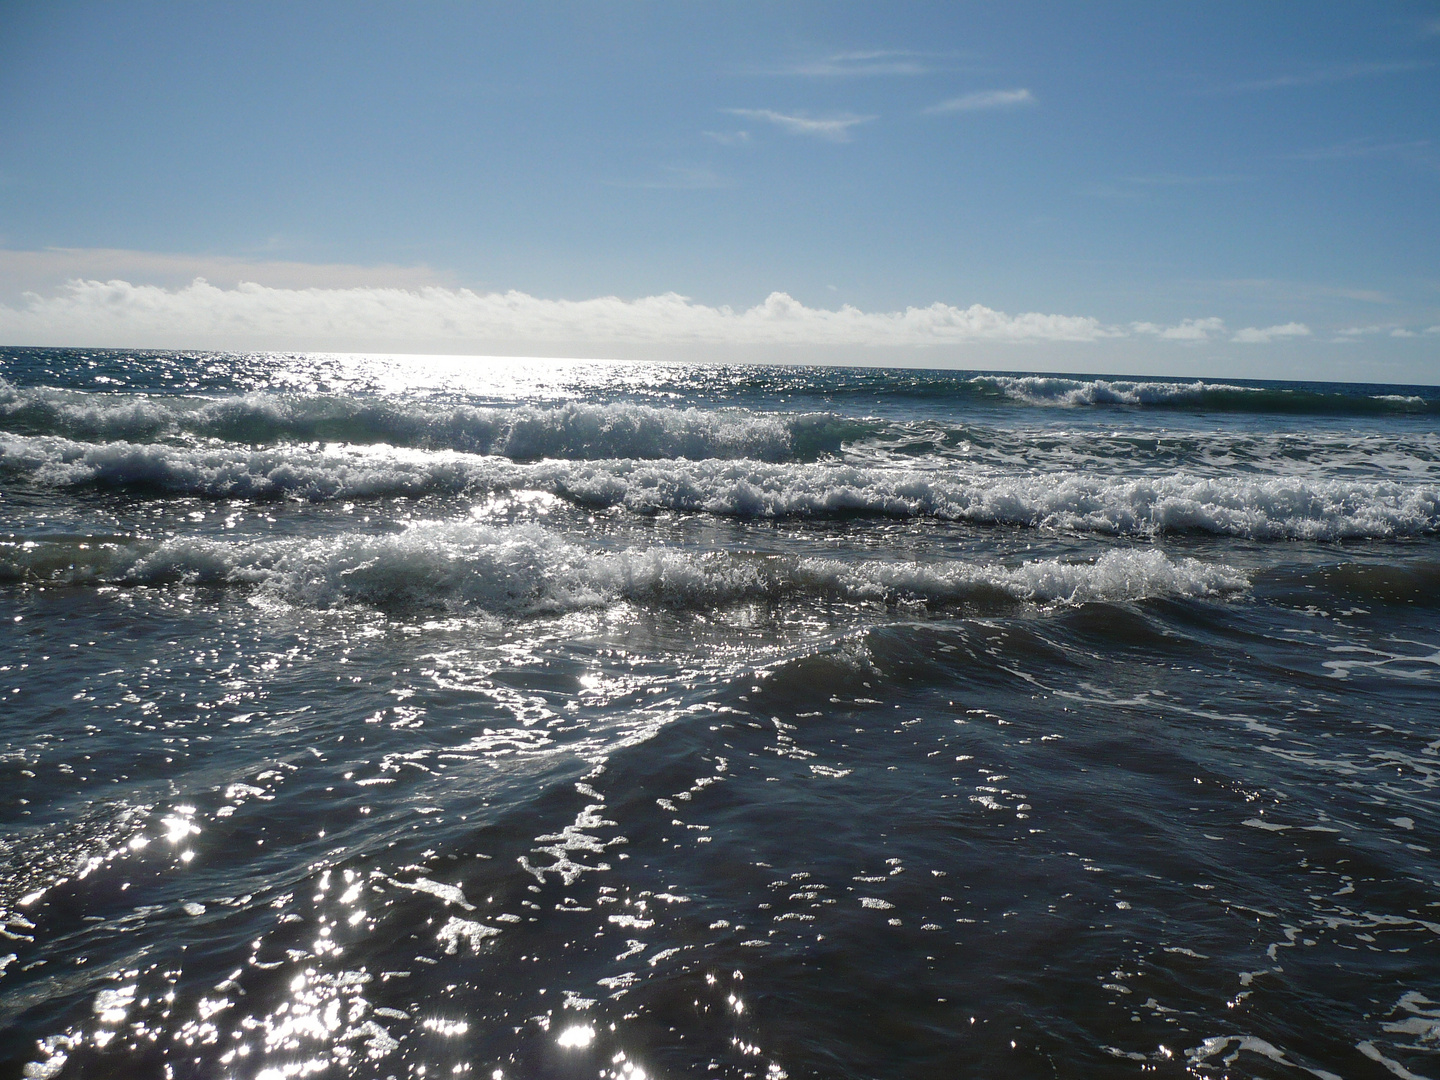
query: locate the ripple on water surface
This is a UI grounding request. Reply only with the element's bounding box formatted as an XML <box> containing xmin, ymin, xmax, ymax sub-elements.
<box><xmin>2</xmin><ymin>350</ymin><xmax>1439</xmax><ymax>1079</ymax></box>
<box><xmin>1</xmin><ymin>575</ymin><xmax>1438</xmax><ymax>1078</ymax></box>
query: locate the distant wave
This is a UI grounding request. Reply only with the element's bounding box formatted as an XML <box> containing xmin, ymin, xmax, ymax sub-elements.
<box><xmin>0</xmin><ymin>522</ymin><xmax>1247</xmax><ymax>613</ymax></box>
<box><xmin>969</xmin><ymin>376</ymin><xmax>1440</xmax><ymax>415</ymax></box>
<box><xmin>690</xmin><ymin>369</ymin><xmax>1440</xmax><ymax>415</ymax></box>
<box><xmin>0</xmin><ymin>380</ymin><xmax>864</xmax><ymax>462</ymax></box>
<box><xmin>4</xmin><ymin>435</ymin><xmax>1437</xmax><ymax>540</ymax></box>
<box><xmin>9</xmin><ymin>380</ymin><xmax>1440</xmax><ymax>479</ymax></box>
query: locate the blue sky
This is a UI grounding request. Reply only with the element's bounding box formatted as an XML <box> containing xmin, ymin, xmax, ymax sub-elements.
<box><xmin>0</xmin><ymin>1</ymin><xmax>1437</xmax><ymax>381</ymax></box>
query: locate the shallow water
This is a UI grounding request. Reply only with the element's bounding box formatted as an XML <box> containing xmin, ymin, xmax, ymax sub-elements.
<box><xmin>1</xmin><ymin>349</ymin><xmax>1438</xmax><ymax>1079</ymax></box>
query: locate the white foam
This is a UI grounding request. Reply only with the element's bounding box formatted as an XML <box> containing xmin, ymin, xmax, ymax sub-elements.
<box><xmin>435</xmin><ymin>917</ymin><xmax>501</xmax><ymax>955</ymax></box>
<box><xmin>0</xmin><ymin>521</ymin><xmax>1247</xmax><ymax>613</ymax></box>
<box><xmin>0</xmin><ymin>381</ymin><xmax>837</xmax><ymax>462</ymax></box>
<box><xmin>971</xmin><ymin>375</ymin><xmax>1437</xmax><ymax>416</ymax></box>
<box><xmin>546</xmin><ymin>461</ymin><xmax>1440</xmax><ymax>540</ymax></box>
<box><xmin>381</xmin><ymin>876</ymin><xmax>476</xmax><ymax>910</ymax></box>
<box><xmin>1188</xmin><ymin>1035</ymin><xmax>1342</xmax><ymax>1080</ymax></box>
<box><xmin>5</xmin><ymin>435</ymin><xmax>1433</xmax><ymax>541</ymax></box>
<box><xmin>972</xmin><ymin>375</ymin><xmax>1256</xmax><ymax>408</ymax></box>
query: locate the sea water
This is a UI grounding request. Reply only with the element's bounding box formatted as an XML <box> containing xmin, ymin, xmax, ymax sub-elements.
<box><xmin>0</xmin><ymin>348</ymin><xmax>1438</xmax><ymax>1079</ymax></box>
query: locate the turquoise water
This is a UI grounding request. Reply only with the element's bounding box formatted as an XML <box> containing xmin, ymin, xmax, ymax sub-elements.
<box><xmin>1</xmin><ymin>348</ymin><xmax>1438</xmax><ymax>1079</ymax></box>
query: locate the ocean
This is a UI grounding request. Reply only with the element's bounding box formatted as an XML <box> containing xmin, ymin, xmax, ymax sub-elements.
<box><xmin>1</xmin><ymin>347</ymin><xmax>1438</xmax><ymax>1080</ymax></box>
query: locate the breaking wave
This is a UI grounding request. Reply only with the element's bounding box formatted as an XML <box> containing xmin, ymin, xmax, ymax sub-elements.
<box><xmin>970</xmin><ymin>376</ymin><xmax>1440</xmax><ymax>414</ymax></box>
<box><xmin>3</xmin><ymin>435</ymin><xmax>1436</xmax><ymax>541</ymax></box>
<box><xmin>0</xmin><ymin>523</ymin><xmax>1247</xmax><ymax>613</ymax></box>
<box><xmin>0</xmin><ymin>380</ymin><xmax>861</xmax><ymax>462</ymax></box>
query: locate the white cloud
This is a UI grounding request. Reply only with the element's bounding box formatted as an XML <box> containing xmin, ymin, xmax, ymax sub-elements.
<box><xmin>703</xmin><ymin>130</ymin><xmax>751</xmax><ymax>146</ymax></box>
<box><xmin>1131</xmin><ymin>317</ymin><xmax>1226</xmax><ymax>341</ymax></box>
<box><xmin>1232</xmin><ymin>322</ymin><xmax>1312</xmax><ymax>344</ymax></box>
<box><xmin>723</xmin><ymin>109</ymin><xmax>873</xmax><ymax>142</ymax></box>
<box><xmin>0</xmin><ymin>278</ymin><xmax>1120</xmax><ymax>352</ymax></box>
<box><xmin>1428</xmin><ymin>325</ymin><xmax>1440</xmax><ymax>335</ymax></box>
<box><xmin>925</xmin><ymin>89</ymin><xmax>1034</xmax><ymax>114</ymax></box>
<box><xmin>0</xmin><ymin>260</ymin><xmax>1330</xmax><ymax>357</ymax></box>
<box><xmin>781</xmin><ymin>51</ymin><xmax>931</xmax><ymax>77</ymax></box>
<box><xmin>1223</xmin><ymin>61</ymin><xmax>1425</xmax><ymax>93</ymax></box>
<box><xmin>1333</xmin><ymin>324</ymin><xmax>1427</xmax><ymax>341</ymax></box>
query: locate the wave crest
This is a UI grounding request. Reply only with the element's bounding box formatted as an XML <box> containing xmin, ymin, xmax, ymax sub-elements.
<box><xmin>0</xmin><ymin>523</ymin><xmax>1247</xmax><ymax>613</ymax></box>
<box><xmin>972</xmin><ymin>375</ymin><xmax>1439</xmax><ymax>415</ymax></box>
<box><xmin>4</xmin><ymin>436</ymin><xmax>1435</xmax><ymax>541</ymax></box>
<box><xmin>0</xmin><ymin>381</ymin><xmax>856</xmax><ymax>462</ymax></box>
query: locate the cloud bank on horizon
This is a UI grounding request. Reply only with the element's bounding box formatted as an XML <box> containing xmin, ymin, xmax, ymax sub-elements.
<box><xmin>0</xmin><ymin>274</ymin><xmax>1326</xmax><ymax>355</ymax></box>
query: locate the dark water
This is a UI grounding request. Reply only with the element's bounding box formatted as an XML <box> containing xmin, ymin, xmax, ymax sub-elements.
<box><xmin>1</xmin><ymin>348</ymin><xmax>1438</xmax><ymax>1079</ymax></box>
